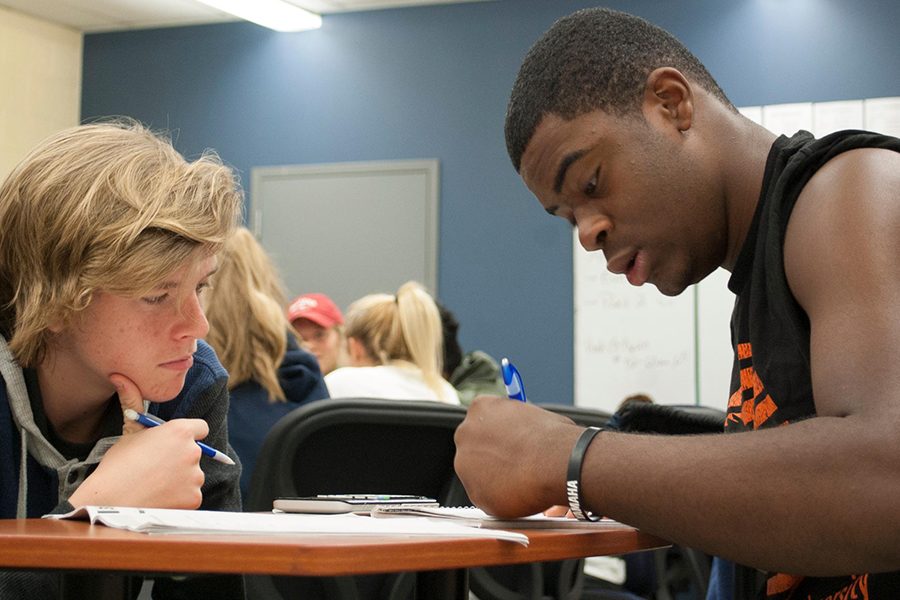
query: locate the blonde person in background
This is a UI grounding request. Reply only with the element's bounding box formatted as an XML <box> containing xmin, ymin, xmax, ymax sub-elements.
<box><xmin>325</xmin><ymin>281</ymin><xmax>460</xmax><ymax>405</ymax></box>
<box><xmin>204</xmin><ymin>227</ymin><xmax>329</xmax><ymax>501</ymax></box>
<box><xmin>287</xmin><ymin>292</ymin><xmax>346</xmax><ymax>375</ymax></box>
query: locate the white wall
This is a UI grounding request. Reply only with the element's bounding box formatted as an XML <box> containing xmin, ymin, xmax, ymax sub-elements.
<box><xmin>0</xmin><ymin>6</ymin><xmax>82</xmax><ymax>181</ymax></box>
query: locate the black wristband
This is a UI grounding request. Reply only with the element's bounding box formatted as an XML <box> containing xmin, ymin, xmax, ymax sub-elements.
<box><xmin>566</xmin><ymin>426</ymin><xmax>603</xmax><ymax>521</ymax></box>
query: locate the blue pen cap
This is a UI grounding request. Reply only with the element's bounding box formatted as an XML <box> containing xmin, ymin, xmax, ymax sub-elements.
<box><xmin>500</xmin><ymin>358</ymin><xmax>513</xmax><ymax>385</ymax></box>
<box><xmin>501</xmin><ymin>357</ymin><xmax>526</xmax><ymax>402</ymax></box>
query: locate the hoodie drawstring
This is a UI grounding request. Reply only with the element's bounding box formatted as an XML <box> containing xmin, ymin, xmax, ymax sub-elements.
<box><xmin>17</xmin><ymin>428</ymin><xmax>28</xmax><ymax>518</ymax></box>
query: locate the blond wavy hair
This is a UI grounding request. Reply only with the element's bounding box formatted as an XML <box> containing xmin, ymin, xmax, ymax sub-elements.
<box><xmin>0</xmin><ymin>119</ymin><xmax>242</xmax><ymax>367</ymax></box>
<box><xmin>344</xmin><ymin>281</ymin><xmax>448</xmax><ymax>401</ymax></box>
<box><xmin>204</xmin><ymin>227</ymin><xmax>291</xmax><ymax>401</ymax></box>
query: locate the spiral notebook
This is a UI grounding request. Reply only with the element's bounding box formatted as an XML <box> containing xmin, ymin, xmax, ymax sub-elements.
<box><xmin>369</xmin><ymin>505</ymin><xmax>620</xmax><ymax>529</ymax></box>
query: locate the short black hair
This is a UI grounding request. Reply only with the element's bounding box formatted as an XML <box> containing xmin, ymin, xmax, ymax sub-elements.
<box><xmin>505</xmin><ymin>7</ymin><xmax>735</xmax><ymax>171</ymax></box>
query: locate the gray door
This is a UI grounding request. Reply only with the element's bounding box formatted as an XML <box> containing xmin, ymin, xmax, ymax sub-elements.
<box><xmin>250</xmin><ymin>159</ymin><xmax>439</xmax><ymax>313</ymax></box>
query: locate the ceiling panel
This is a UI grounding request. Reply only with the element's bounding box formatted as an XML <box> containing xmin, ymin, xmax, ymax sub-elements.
<box><xmin>0</xmin><ymin>0</ymin><xmax>492</xmax><ymax>32</ymax></box>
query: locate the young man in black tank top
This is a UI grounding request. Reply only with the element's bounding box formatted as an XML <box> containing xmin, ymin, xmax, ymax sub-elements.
<box><xmin>453</xmin><ymin>7</ymin><xmax>900</xmax><ymax>600</ymax></box>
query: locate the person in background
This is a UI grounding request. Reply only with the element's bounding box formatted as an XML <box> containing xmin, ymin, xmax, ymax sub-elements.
<box><xmin>0</xmin><ymin>120</ymin><xmax>243</xmax><ymax>599</ymax></box>
<box><xmin>204</xmin><ymin>227</ymin><xmax>329</xmax><ymax>501</ymax></box>
<box><xmin>325</xmin><ymin>281</ymin><xmax>460</xmax><ymax>405</ymax></box>
<box><xmin>617</xmin><ymin>393</ymin><xmax>654</xmax><ymax>411</ymax></box>
<box><xmin>453</xmin><ymin>7</ymin><xmax>900</xmax><ymax>600</ymax></box>
<box><xmin>437</xmin><ymin>302</ymin><xmax>506</xmax><ymax>406</ymax></box>
<box><xmin>288</xmin><ymin>292</ymin><xmax>346</xmax><ymax>375</ymax></box>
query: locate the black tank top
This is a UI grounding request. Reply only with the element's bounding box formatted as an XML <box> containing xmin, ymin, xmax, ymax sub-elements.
<box><xmin>726</xmin><ymin>130</ymin><xmax>900</xmax><ymax>599</ymax></box>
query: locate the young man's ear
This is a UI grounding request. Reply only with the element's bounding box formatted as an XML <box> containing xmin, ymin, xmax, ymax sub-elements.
<box><xmin>642</xmin><ymin>67</ymin><xmax>694</xmax><ymax>134</ymax></box>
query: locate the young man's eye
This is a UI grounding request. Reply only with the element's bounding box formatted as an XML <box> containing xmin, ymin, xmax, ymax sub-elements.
<box><xmin>142</xmin><ymin>293</ymin><xmax>168</xmax><ymax>305</ymax></box>
<box><xmin>584</xmin><ymin>171</ymin><xmax>598</xmax><ymax>196</ymax></box>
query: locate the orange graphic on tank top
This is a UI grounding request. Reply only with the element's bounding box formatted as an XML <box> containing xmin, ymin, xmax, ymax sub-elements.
<box><xmin>727</xmin><ymin>342</ymin><xmax>778</xmax><ymax>430</ymax></box>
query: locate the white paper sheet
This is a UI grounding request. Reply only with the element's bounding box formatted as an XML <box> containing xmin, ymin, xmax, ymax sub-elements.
<box><xmin>44</xmin><ymin>505</ymin><xmax>529</xmax><ymax>545</ymax></box>
<box><xmin>370</xmin><ymin>505</ymin><xmax>621</xmax><ymax>530</ymax></box>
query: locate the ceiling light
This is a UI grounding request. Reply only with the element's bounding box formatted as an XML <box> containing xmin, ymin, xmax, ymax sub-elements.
<box><xmin>196</xmin><ymin>0</ymin><xmax>322</xmax><ymax>32</ymax></box>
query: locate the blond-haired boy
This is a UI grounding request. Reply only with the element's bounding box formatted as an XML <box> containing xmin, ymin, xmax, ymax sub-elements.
<box><xmin>0</xmin><ymin>120</ymin><xmax>243</xmax><ymax>597</ymax></box>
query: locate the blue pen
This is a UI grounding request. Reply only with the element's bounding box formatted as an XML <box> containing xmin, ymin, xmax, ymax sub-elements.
<box><xmin>123</xmin><ymin>408</ymin><xmax>235</xmax><ymax>465</ymax></box>
<box><xmin>500</xmin><ymin>357</ymin><xmax>527</xmax><ymax>402</ymax></box>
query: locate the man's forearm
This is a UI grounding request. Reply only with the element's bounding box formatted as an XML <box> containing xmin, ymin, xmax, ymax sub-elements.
<box><xmin>580</xmin><ymin>414</ymin><xmax>900</xmax><ymax>575</ymax></box>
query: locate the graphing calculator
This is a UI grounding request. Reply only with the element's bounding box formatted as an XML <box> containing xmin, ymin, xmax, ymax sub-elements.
<box><xmin>273</xmin><ymin>494</ymin><xmax>439</xmax><ymax>514</ymax></box>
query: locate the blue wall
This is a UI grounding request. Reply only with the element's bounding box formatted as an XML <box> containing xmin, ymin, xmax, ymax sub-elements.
<box><xmin>82</xmin><ymin>0</ymin><xmax>900</xmax><ymax>406</ymax></box>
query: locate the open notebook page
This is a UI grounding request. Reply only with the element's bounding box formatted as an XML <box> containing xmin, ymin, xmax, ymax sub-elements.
<box><xmin>44</xmin><ymin>505</ymin><xmax>529</xmax><ymax>545</ymax></box>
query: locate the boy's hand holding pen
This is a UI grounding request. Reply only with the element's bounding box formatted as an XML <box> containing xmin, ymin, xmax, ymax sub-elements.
<box><xmin>67</xmin><ymin>374</ymin><xmax>222</xmax><ymax>510</ymax></box>
<box><xmin>112</xmin><ymin>373</ymin><xmax>234</xmax><ymax>465</ymax></box>
<box><xmin>123</xmin><ymin>408</ymin><xmax>234</xmax><ymax>465</ymax></box>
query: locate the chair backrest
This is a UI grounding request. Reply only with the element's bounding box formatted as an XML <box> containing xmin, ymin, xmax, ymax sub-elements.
<box><xmin>246</xmin><ymin>397</ymin><xmax>468</xmax><ymax>512</ymax></box>
<box><xmin>245</xmin><ymin>398</ymin><xmax>468</xmax><ymax>600</ymax></box>
<box><xmin>538</xmin><ymin>403</ymin><xmax>613</xmax><ymax>428</ymax></box>
<box><xmin>609</xmin><ymin>402</ymin><xmax>726</xmax><ymax>435</ymax></box>
<box><xmin>605</xmin><ymin>401</ymin><xmax>723</xmax><ymax>600</ymax></box>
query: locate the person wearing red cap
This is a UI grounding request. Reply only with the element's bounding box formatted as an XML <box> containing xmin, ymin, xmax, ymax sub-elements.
<box><xmin>287</xmin><ymin>293</ymin><xmax>346</xmax><ymax>375</ymax></box>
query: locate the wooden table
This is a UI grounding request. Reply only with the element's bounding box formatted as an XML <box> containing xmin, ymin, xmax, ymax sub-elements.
<box><xmin>0</xmin><ymin>518</ymin><xmax>669</xmax><ymax>599</ymax></box>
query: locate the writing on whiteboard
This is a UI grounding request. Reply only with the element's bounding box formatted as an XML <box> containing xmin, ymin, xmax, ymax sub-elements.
<box><xmin>583</xmin><ymin>336</ymin><xmax>691</xmax><ymax>371</ymax></box>
<box><xmin>574</xmin><ymin>241</ymin><xmax>695</xmax><ymax>411</ymax></box>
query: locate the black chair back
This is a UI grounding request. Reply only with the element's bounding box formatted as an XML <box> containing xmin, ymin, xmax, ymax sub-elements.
<box><xmin>607</xmin><ymin>402</ymin><xmax>726</xmax><ymax>599</ymax></box>
<box><xmin>537</xmin><ymin>403</ymin><xmax>613</xmax><ymax>428</ymax></box>
<box><xmin>245</xmin><ymin>397</ymin><xmax>467</xmax><ymax>600</ymax></box>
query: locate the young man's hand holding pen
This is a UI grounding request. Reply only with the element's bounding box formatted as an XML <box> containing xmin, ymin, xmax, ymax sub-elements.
<box><xmin>501</xmin><ymin>358</ymin><xmax>574</xmax><ymax>519</ymax></box>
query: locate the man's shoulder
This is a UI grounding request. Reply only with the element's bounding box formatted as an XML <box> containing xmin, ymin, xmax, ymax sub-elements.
<box><xmin>785</xmin><ymin>132</ymin><xmax>900</xmax><ymax>240</ymax></box>
<box><xmin>451</xmin><ymin>351</ymin><xmax>506</xmax><ymax>401</ymax></box>
<box><xmin>783</xmin><ymin>133</ymin><xmax>900</xmax><ymax>337</ymax></box>
<box><xmin>794</xmin><ymin>141</ymin><xmax>900</xmax><ymax>227</ymax></box>
<box><xmin>456</xmin><ymin>351</ymin><xmax>501</xmax><ymax>377</ymax></box>
<box><xmin>810</xmin><ymin>142</ymin><xmax>900</xmax><ymax>178</ymax></box>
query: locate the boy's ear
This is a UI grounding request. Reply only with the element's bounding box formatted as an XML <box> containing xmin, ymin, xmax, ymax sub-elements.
<box><xmin>46</xmin><ymin>317</ymin><xmax>65</xmax><ymax>334</ymax></box>
<box><xmin>642</xmin><ymin>67</ymin><xmax>694</xmax><ymax>134</ymax></box>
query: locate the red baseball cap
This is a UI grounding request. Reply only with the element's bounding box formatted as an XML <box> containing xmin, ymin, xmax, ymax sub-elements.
<box><xmin>287</xmin><ymin>293</ymin><xmax>344</xmax><ymax>328</ymax></box>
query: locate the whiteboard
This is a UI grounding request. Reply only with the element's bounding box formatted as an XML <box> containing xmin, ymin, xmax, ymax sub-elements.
<box><xmin>696</xmin><ymin>268</ymin><xmax>735</xmax><ymax>408</ymax></box>
<box><xmin>574</xmin><ymin>241</ymin><xmax>696</xmax><ymax>412</ymax></box>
